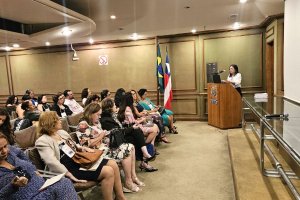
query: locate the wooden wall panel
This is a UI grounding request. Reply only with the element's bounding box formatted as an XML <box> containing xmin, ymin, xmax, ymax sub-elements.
<box><xmin>9</xmin><ymin>53</ymin><xmax>71</xmax><ymax>95</ymax></box>
<box><xmin>159</xmin><ymin>41</ymin><xmax>196</xmax><ymax>91</ymax></box>
<box><xmin>203</xmin><ymin>34</ymin><xmax>263</xmax><ymax>89</ymax></box>
<box><xmin>0</xmin><ymin>56</ymin><xmax>10</xmax><ymax>95</ymax></box>
<box><xmin>171</xmin><ymin>98</ymin><xmax>197</xmax><ymax>115</ymax></box>
<box><xmin>71</xmin><ymin>44</ymin><xmax>156</xmax><ymax>93</ymax></box>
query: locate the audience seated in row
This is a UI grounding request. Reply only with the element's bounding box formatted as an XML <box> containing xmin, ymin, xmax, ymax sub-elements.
<box><xmin>101</xmin><ymin>98</ymin><xmax>158</xmax><ymax>172</ymax></box>
<box><xmin>35</xmin><ymin>111</ymin><xmax>126</xmax><ymax>200</ymax></box>
<box><xmin>138</xmin><ymin>88</ymin><xmax>178</xmax><ymax>134</ymax></box>
<box><xmin>0</xmin><ymin>133</ymin><xmax>78</xmax><ymax>200</ymax></box>
<box><xmin>78</xmin><ymin>103</ymin><xmax>144</xmax><ymax>192</ymax></box>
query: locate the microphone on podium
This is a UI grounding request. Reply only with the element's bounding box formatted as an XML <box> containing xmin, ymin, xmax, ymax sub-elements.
<box><xmin>218</xmin><ymin>69</ymin><xmax>226</xmax><ymax>74</ymax></box>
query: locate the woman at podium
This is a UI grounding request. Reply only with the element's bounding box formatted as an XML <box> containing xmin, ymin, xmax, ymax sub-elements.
<box><xmin>226</xmin><ymin>64</ymin><xmax>242</xmax><ymax>96</ymax></box>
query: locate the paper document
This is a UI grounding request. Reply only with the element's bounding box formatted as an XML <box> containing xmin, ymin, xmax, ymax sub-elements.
<box><xmin>254</xmin><ymin>93</ymin><xmax>268</xmax><ymax>99</ymax></box>
<box><xmin>39</xmin><ymin>173</ymin><xmax>65</xmax><ymax>191</ymax></box>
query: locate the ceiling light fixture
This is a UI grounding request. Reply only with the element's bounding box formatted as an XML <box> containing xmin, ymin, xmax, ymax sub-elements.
<box><xmin>191</xmin><ymin>29</ymin><xmax>197</xmax><ymax>34</ymax></box>
<box><xmin>4</xmin><ymin>46</ymin><xmax>11</xmax><ymax>51</ymax></box>
<box><xmin>12</xmin><ymin>44</ymin><xmax>20</xmax><ymax>48</ymax></box>
<box><xmin>130</xmin><ymin>33</ymin><xmax>139</xmax><ymax>40</ymax></box>
<box><xmin>70</xmin><ymin>44</ymin><xmax>79</xmax><ymax>61</ymax></box>
<box><xmin>110</xmin><ymin>15</ymin><xmax>116</xmax><ymax>19</ymax></box>
<box><xmin>45</xmin><ymin>42</ymin><xmax>51</xmax><ymax>46</ymax></box>
<box><xmin>62</xmin><ymin>27</ymin><xmax>72</xmax><ymax>37</ymax></box>
<box><xmin>240</xmin><ymin>0</ymin><xmax>247</xmax><ymax>3</ymax></box>
<box><xmin>233</xmin><ymin>22</ymin><xmax>241</xmax><ymax>29</ymax></box>
<box><xmin>89</xmin><ymin>38</ymin><xmax>94</xmax><ymax>44</ymax></box>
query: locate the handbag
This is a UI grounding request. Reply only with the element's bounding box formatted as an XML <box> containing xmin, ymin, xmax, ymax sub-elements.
<box><xmin>158</xmin><ymin>107</ymin><xmax>166</xmax><ymax>115</ymax></box>
<box><xmin>65</xmin><ymin>139</ymin><xmax>103</xmax><ymax>169</ymax></box>
<box><xmin>72</xmin><ymin>150</ymin><xmax>103</xmax><ymax>169</ymax></box>
<box><xmin>109</xmin><ymin>128</ymin><xmax>126</xmax><ymax>149</ymax></box>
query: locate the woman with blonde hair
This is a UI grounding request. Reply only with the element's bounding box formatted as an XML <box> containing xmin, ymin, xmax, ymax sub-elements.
<box><xmin>35</xmin><ymin>111</ymin><xmax>126</xmax><ymax>200</ymax></box>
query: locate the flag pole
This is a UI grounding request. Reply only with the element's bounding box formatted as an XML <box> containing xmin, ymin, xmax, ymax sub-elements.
<box><xmin>155</xmin><ymin>36</ymin><xmax>160</xmax><ymax>105</ymax></box>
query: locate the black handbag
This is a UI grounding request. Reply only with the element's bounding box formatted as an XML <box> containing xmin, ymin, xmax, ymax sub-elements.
<box><xmin>158</xmin><ymin>107</ymin><xmax>166</xmax><ymax>115</ymax></box>
<box><xmin>109</xmin><ymin>128</ymin><xmax>126</xmax><ymax>149</ymax></box>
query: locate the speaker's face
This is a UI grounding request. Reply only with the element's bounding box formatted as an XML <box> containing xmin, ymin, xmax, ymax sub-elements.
<box><xmin>229</xmin><ymin>66</ymin><xmax>235</xmax><ymax>75</ymax></box>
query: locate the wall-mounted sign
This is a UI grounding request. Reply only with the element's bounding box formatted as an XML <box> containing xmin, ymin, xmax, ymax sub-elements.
<box><xmin>99</xmin><ymin>55</ymin><xmax>108</xmax><ymax>65</ymax></box>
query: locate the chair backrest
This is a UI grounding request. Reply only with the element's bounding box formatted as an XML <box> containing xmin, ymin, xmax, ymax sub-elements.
<box><xmin>67</xmin><ymin>112</ymin><xmax>83</xmax><ymax>132</ymax></box>
<box><xmin>27</xmin><ymin>147</ymin><xmax>45</xmax><ymax>170</ymax></box>
<box><xmin>67</xmin><ymin>112</ymin><xmax>83</xmax><ymax>126</ymax></box>
<box><xmin>14</xmin><ymin>125</ymin><xmax>38</xmax><ymax>148</ymax></box>
<box><xmin>69</xmin><ymin>132</ymin><xmax>80</xmax><ymax>143</ymax></box>
<box><xmin>60</xmin><ymin>117</ymin><xmax>70</xmax><ymax>133</ymax></box>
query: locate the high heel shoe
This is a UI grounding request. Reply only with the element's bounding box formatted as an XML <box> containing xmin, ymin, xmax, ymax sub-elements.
<box><xmin>139</xmin><ymin>162</ymin><xmax>158</xmax><ymax>172</ymax></box>
<box><xmin>170</xmin><ymin>127</ymin><xmax>178</xmax><ymax>134</ymax></box>
<box><xmin>123</xmin><ymin>182</ymin><xmax>140</xmax><ymax>192</ymax></box>
<box><xmin>160</xmin><ymin>136</ymin><xmax>171</xmax><ymax>143</ymax></box>
<box><xmin>143</xmin><ymin>155</ymin><xmax>156</xmax><ymax>162</ymax></box>
<box><xmin>132</xmin><ymin>177</ymin><xmax>146</xmax><ymax>187</ymax></box>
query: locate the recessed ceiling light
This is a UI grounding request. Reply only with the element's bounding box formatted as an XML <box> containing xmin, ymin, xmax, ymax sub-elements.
<box><xmin>130</xmin><ymin>33</ymin><xmax>139</xmax><ymax>40</ymax></box>
<box><xmin>110</xmin><ymin>15</ymin><xmax>116</xmax><ymax>19</ymax></box>
<box><xmin>45</xmin><ymin>42</ymin><xmax>51</xmax><ymax>46</ymax></box>
<box><xmin>4</xmin><ymin>46</ymin><xmax>11</xmax><ymax>51</ymax></box>
<box><xmin>191</xmin><ymin>29</ymin><xmax>197</xmax><ymax>34</ymax></box>
<box><xmin>240</xmin><ymin>0</ymin><xmax>247</xmax><ymax>3</ymax></box>
<box><xmin>62</xmin><ymin>27</ymin><xmax>72</xmax><ymax>36</ymax></box>
<box><xmin>233</xmin><ymin>22</ymin><xmax>241</xmax><ymax>29</ymax></box>
<box><xmin>89</xmin><ymin>38</ymin><xmax>94</xmax><ymax>44</ymax></box>
<box><xmin>12</xmin><ymin>44</ymin><xmax>20</xmax><ymax>48</ymax></box>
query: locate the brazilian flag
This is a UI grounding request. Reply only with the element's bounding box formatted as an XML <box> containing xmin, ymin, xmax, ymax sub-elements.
<box><xmin>157</xmin><ymin>44</ymin><xmax>164</xmax><ymax>93</ymax></box>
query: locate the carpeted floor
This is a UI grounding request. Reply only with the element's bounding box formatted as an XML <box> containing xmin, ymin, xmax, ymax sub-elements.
<box><xmin>85</xmin><ymin>121</ymin><xmax>236</xmax><ymax>200</ymax></box>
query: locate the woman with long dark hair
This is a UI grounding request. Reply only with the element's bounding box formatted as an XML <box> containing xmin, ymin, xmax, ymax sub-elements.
<box><xmin>101</xmin><ymin>98</ymin><xmax>158</xmax><ymax>172</ymax></box>
<box><xmin>226</xmin><ymin>64</ymin><xmax>242</xmax><ymax>96</ymax></box>
<box><xmin>81</xmin><ymin>88</ymin><xmax>91</xmax><ymax>105</ymax></box>
<box><xmin>37</xmin><ymin>94</ymin><xmax>51</xmax><ymax>112</ymax></box>
<box><xmin>0</xmin><ymin>108</ymin><xmax>14</xmax><ymax>145</ymax></box>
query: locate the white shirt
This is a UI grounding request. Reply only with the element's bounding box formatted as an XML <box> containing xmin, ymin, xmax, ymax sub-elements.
<box><xmin>82</xmin><ymin>98</ymin><xmax>87</xmax><ymax>106</ymax></box>
<box><xmin>64</xmin><ymin>98</ymin><xmax>84</xmax><ymax>114</ymax></box>
<box><xmin>227</xmin><ymin>73</ymin><xmax>242</xmax><ymax>88</ymax></box>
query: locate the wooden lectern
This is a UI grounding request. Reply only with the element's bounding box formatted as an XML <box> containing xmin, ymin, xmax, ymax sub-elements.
<box><xmin>207</xmin><ymin>83</ymin><xmax>242</xmax><ymax>129</ymax></box>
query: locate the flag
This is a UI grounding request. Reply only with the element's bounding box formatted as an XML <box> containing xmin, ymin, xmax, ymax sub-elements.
<box><xmin>157</xmin><ymin>44</ymin><xmax>164</xmax><ymax>93</ymax></box>
<box><xmin>164</xmin><ymin>47</ymin><xmax>173</xmax><ymax>109</ymax></box>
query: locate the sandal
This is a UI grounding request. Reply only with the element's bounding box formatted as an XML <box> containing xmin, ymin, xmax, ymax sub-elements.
<box><xmin>160</xmin><ymin>136</ymin><xmax>171</xmax><ymax>143</ymax></box>
<box><xmin>133</xmin><ymin>177</ymin><xmax>146</xmax><ymax>187</ymax></box>
<box><xmin>124</xmin><ymin>182</ymin><xmax>140</xmax><ymax>192</ymax></box>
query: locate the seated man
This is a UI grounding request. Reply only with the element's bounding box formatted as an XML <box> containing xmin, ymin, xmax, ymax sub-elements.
<box><xmin>63</xmin><ymin>90</ymin><xmax>84</xmax><ymax>114</ymax></box>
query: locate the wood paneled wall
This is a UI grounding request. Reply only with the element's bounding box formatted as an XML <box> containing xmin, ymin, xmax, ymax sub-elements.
<box><xmin>0</xmin><ymin>29</ymin><xmax>265</xmax><ymax>120</ymax></box>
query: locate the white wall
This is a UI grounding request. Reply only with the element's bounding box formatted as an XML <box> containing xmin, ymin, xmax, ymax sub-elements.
<box><xmin>284</xmin><ymin>0</ymin><xmax>300</xmax><ymax>102</ymax></box>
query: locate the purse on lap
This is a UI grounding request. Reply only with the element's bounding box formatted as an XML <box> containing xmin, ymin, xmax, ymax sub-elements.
<box><xmin>158</xmin><ymin>107</ymin><xmax>166</xmax><ymax>115</ymax></box>
<box><xmin>65</xmin><ymin>139</ymin><xmax>103</xmax><ymax>169</ymax></box>
<box><xmin>109</xmin><ymin>128</ymin><xmax>126</xmax><ymax>149</ymax></box>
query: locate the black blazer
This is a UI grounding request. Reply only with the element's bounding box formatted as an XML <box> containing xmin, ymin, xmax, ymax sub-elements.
<box><xmin>52</xmin><ymin>104</ymin><xmax>73</xmax><ymax>117</ymax></box>
<box><xmin>100</xmin><ymin>111</ymin><xmax>120</xmax><ymax>130</ymax></box>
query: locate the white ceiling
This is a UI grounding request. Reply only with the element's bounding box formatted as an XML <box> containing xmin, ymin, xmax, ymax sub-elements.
<box><xmin>0</xmin><ymin>0</ymin><xmax>284</xmax><ymax>50</ymax></box>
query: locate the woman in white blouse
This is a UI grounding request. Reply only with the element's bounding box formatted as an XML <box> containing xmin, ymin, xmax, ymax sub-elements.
<box><xmin>226</xmin><ymin>64</ymin><xmax>242</xmax><ymax>96</ymax></box>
